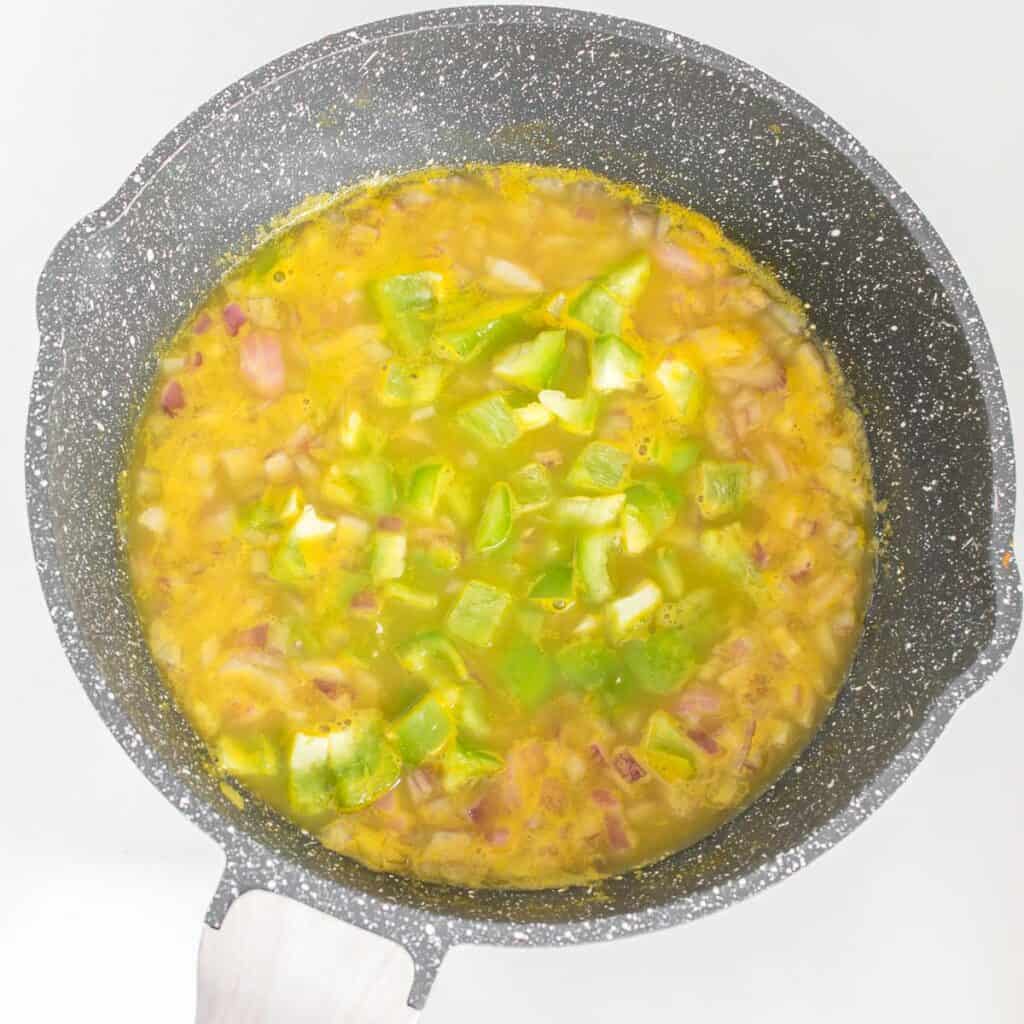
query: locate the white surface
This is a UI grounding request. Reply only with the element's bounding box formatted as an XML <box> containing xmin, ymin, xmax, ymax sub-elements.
<box><xmin>1</xmin><ymin>1</ymin><xmax>1021</xmax><ymax>1020</ymax></box>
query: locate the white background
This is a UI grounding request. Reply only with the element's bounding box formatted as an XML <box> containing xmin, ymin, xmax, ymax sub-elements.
<box><xmin>2</xmin><ymin>1</ymin><xmax>1022</xmax><ymax>1020</ymax></box>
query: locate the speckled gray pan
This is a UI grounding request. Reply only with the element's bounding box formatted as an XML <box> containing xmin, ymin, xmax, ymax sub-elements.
<box><xmin>26</xmin><ymin>4</ymin><xmax>1021</xmax><ymax>1009</ymax></box>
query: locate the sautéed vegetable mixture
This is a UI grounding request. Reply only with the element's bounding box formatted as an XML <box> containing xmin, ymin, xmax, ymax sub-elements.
<box><xmin>124</xmin><ymin>166</ymin><xmax>873</xmax><ymax>888</ymax></box>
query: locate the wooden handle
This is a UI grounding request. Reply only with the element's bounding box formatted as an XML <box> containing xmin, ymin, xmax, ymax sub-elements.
<box><xmin>196</xmin><ymin>889</ymin><xmax>421</xmax><ymax>1024</ymax></box>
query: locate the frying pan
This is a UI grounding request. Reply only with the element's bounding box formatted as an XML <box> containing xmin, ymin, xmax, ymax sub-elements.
<box><xmin>26</xmin><ymin>6</ymin><xmax>1022</xmax><ymax>1020</ymax></box>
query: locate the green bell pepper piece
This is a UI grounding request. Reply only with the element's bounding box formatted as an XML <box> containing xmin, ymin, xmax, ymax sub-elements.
<box><xmin>217</xmin><ymin>734</ymin><xmax>280</xmax><ymax>777</ymax></box>
<box><xmin>514</xmin><ymin>604</ymin><xmax>546</xmax><ymax>643</ymax></box>
<box><xmin>642</xmin><ymin>710</ymin><xmax>698</xmax><ymax>782</ymax></box>
<box><xmin>456</xmin><ymin>683</ymin><xmax>494</xmax><ymax>743</ymax></box>
<box><xmin>656</xmin><ymin>438</ymin><xmax>703</xmax><ymax>475</ymax></box>
<box><xmin>699</xmin><ymin>523</ymin><xmax>758</xmax><ymax>585</ymax></box>
<box><xmin>512</xmin><ymin>401</ymin><xmax>554</xmax><ymax>432</ymax></box>
<box><xmin>591</xmin><ymin>334</ymin><xmax>644</xmax><ymax>392</ymax></box>
<box><xmin>371</xmin><ymin>531</ymin><xmax>407</xmax><ymax>584</ymax></box>
<box><xmin>569</xmin><ymin>254</ymin><xmax>651</xmax><ymax>334</ymax></box>
<box><xmin>341</xmin><ymin>457</ymin><xmax>397</xmax><ymax>517</ymax></box>
<box><xmin>509</xmin><ymin>462</ymin><xmax>553</xmax><ymax>511</ymax></box>
<box><xmin>442</xmin><ymin>742</ymin><xmax>504</xmax><ymax>792</ymax></box>
<box><xmin>398</xmin><ymin>631</ymin><xmax>470</xmax><ymax>687</ymax></box>
<box><xmin>537</xmin><ymin>389</ymin><xmax>599</xmax><ymax>435</ymax></box>
<box><xmin>694</xmin><ymin>460</ymin><xmax>752</xmax><ymax>521</ymax></box>
<box><xmin>653</xmin><ymin>547</ymin><xmax>685</xmax><ymax>599</ymax></box>
<box><xmin>405</xmin><ymin>459</ymin><xmax>453</xmax><ymax>519</ymax></box>
<box><xmin>475</xmin><ymin>482</ymin><xmax>514</xmax><ymax>552</ymax></box>
<box><xmin>528</xmin><ymin>564</ymin><xmax>576</xmax><ymax>610</ymax></box>
<box><xmin>553</xmin><ymin>493</ymin><xmax>626</xmax><ymax>527</ymax></box>
<box><xmin>567</xmin><ymin>442</ymin><xmax>631</xmax><ymax>493</ymax></box>
<box><xmin>433</xmin><ymin>308</ymin><xmax>528</xmax><ymax>362</ymax></box>
<box><xmin>575</xmin><ymin>530</ymin><xmax>619</xmax><ymax>604</ymax></box>
<box><xmin>392</xmin><ymin>694</ymin><xmax>455</xmax><ymax>765</ymax></box>
<box><xmin>443</xmin><ymin>476</ymin><xmax>476</xmax><ymax>526</ymax></box>
<box><xmin>657</xmin><ymin>589</ymin><xmax>724</xmax><ymax>649</ymax></box>
<box><xmin>623</xmin><ymin>629</ymin><xmax>699</xmax><ymax>694</ymax></box>
<box><xmin>238</xmin><ymin>486</ymin><xmax>303</xmax><ymax>531</ymax></box>
<box><xmin>496</xmin><ymin>642</ymin><xmax>557</xmax><ymax>709</ymax></box>
<box><xmin>622</xmin><ymin>481</ymin><xmax>677</xmax><ymax>554</ymax></box>
<box><xmin>492</xmin><ymin>329</ymin><xmax>566</xmax><ymax>390</ymax></box>
<box><xmin>379</xmin><ymin>360</ymin><xmax>448</xmax><ymax>407</ymax></box>
<box><xmin>288</xmin><ymin>732</ymin><xmax>333</xmax><ymax>816</ymax></box>
<box><xmin>456</xmin><ymin>395</ymin><xmax>521</xmax><ymax>448</ymax></box>
<box><xmin>368</xmin><ymin>272</ymin><xmax>438</xmax><ymax>357</ymax></box>
<box><xmin>446</xmin><ymin>581</ymin><xmax>512</xmax><ymax>647</ymax></box>
<box><xmin>269</xmin><ymin>541</ymin><xmax>309</xmax><ymax>584</ymax></box>
<box><xmin>328</xmin><ymin>713</ymin><xmax>403</xmax><ymax>810</ymax></box>
<box><xmin>382</xmin><ymin>582</ymin><xmax>439</xmax><ymax>610</ymax></box>
<box><xmin>655</xmin><ymin>359</ymin><xmax>704</xmax><ymax>424</ymax></box>
<box><xmin>556</xmin><ymin>640</ymin><xmax>618</xmax><ymax>691</ymax></box>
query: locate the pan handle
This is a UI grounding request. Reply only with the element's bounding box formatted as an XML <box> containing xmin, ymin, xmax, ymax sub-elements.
<box><xmin>196</xmin><ymin>889</ymin><xmax>422</xmax><ymax>1023</ymax></box>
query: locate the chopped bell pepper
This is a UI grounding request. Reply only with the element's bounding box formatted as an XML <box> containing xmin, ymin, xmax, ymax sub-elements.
<box><xmin>509</xmin><ymin>462</ymin><xmax>553</xmax><ymax>511</ymax></box>
<box><xmin>217</xmin><ymin>734</ymin><xmax>280</xmax><ymax>778</ymax></box>
<box><xmin>538</xmin><ymin>389</ymin><xmax>599</xmax><ymax>435</ymax></box>
<box><xmin>405</xmin><ymin>459</ymin><xmax>453</xmax><ymax>519</ymax></box>
<box><xmin>656</xmin><ymin>438</ymin><xmax>703</xmax><ymax>475</ymax></box>
<box><xmin>338</xmin><ymin>457</ymin><xmax>398</xmax><ymax>516</ymax></box>
<box><xmin>569</xmin><ymin>254</ymin><xmax>651</xmax><ymax>335</ymax></box>
<box><xmin>397</xmin><ymin>631</ymin><xmax>470</xmax><ymax>687</ymax></box>
<box><xmin>554</xmin><ymin>493</ymin><xmax>626</xmax><ymax>527</ymax></box>
<box><xmin>368</xmin><ymin>272</ymin><xmax>438</xmax><ymax>357</ymax></box>
<box><xmin>433</xmin><ymin>307</ymin><xmax>528</xmax><ymax>363</ymax></box>
<box><xmin>492</xmin><ymin>329</ymin><xmax>566</xmax><ymax>391</ymax></box>
<box><xmin>621</xmin><ymin>482</ymin><xmax>676</xmax><ymax>554</ymax></box>
<box><xmin>656</xmin><ymin>589</ymin><xmax>725</xmax><ymax>650</ymax></box>
<box><xmin>556</xmin><ymin>640</ymin><xmax>618</xmax><ymax>691</ymax></box>
<box><xmin>623</xmin><ymin>629</ymin><xmax>698</xmax><ymax>693</ymax></box>
<box><xmin>653</xmin><ymin>547</ymin><xmax>685</xmax><ymax>599</ymax></box>
<box><xmin>575</xmin><ymin>530</ymin><xmax>620</xmax><ymax>604</ymax></box>
<box><xmin>268</xmin><ymin>505</ymin><xmax>336</xmax><ymax>584</ymax></box>
<box><xmin>591</xmin><ymin>334</ymin><xmax>644</xmax><ymax>392</ymax></box>
<box><xmin>442</xmin><ymin>476</ymin><xmax>476</xmax><ymax>526</ymax></box>
<box><xmin>607</xmin><ymin>580</ymin><xmax>663</xmax><ymax>640</ymax></box>
<box><xmin>269</xmin><ymin>541</ymin><xmax>308</xmax><ymax>583</ymax></box>
<box><xmin>378</xmin><ymin>360</ymin><xmax>448</xmax><ymax>407</ymax></box>
<box><xmin>288</xmin><ymin>732</ymin><xmax>333</xmax><ymax>816</ymax></box>
<box><xmin>655</xmin><ymin>359</ymin><xmax>704</xmax><ymax>424</ymax></box>
<box><xmin>475</xmin><ymin>482</ymin><xmax>513</xmax><ymax>552</ymax></box>
<box><xmin>514</xmin><ymin>604</ymin><xmax>546</xmax><ymax>642</ymax></box>
<box><xmin>642</xmin><ymin>710</ymin><xmax>697</xmax><ymax>782</ymax></box>
<box><xmin>446</xmin><ymin>581</ymin><xmax>512</xmax><ymax>647</ymax></box>
<box><xmin>382</xmin><ymin>582</ymin><xmax>439</xmax><ymax>610</ymax></box>
<box><xmin>512</xmin><ymin>401</ymin><xmax>554</xmax><ymax>432</ymax></box>
<box><xmin>392</xmin><ymin>693</ymin><xmax>455</xmax><ymax>765</ymax></box>
<box><xmin>694</xmin><ymin>460</ymin><xmax>752</xmax><ymax>521</ymax></box>
<box><xmin>328</xmin><ymin>712</ymin><xmax>403</xmax><ymax>810</ymax></box>
<box><xmin>456</xmin><ymin>395</ymin><xmax>521</xmax><ymax>448</ymax></box>
<box><xmin>700</xmin><ymin>523</ymin><xmax>758</xmax><ymax>585</ymax></box>
<box><xmin>456</xmin><ymin>683</ymin><xmax>494</xmax><ymax>742</ymax></box>
<box><xmin>528</xmin><ymin>564</ymin><xmax>576</xmax><ymax>610</ymax></box>
<box><xmin>371</xmin><ymin>530</ymin><xmax>407</xmax><ymax>584</ymax></box>
<box><xmin>567</xmin><ymin>442</ymin><xmax>631</xmax><ymax>493</ymax></box>
<box><xmin>497</xmin><ymin>641</ymin><xmax>557</xmax><ymax>709</ymax></box>
<box><xmin>238</xmin><ymin>485</ymin><xmax>303</xmax><ymax>531</ymax></box>
<box><xmin>442</xmin><ymin>742</ymin><xmax>504</xmax><ymax>791</ymax></box>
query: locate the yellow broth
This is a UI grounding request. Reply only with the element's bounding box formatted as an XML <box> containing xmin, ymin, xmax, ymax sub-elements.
<box><xmin>123</xmin><ymin>165</ymin><xmax>873</xmax><ymax>888</ymax></box>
